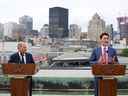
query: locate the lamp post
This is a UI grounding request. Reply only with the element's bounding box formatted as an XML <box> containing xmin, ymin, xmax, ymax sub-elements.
<box><xmin>110</xmin><ymin>24</ymin><xmax>114</xmax><ymax>47</ymax></box>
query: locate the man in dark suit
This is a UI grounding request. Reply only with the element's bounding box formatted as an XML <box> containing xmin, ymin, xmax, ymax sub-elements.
<box><xmin>89</xmin><ymin>32</ymin><xmax>118</xmax><ymax>96</ymax></box>
<box><xmin>8</xmin><ymin>41</ymin><xmax>35</xmax><ymax>96</ymax></box>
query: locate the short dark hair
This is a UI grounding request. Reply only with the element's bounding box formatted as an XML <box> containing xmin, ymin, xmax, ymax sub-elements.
<box><xmin>100</xmin><ymin>32</ymin><xmax>109</xmax><ymax>39</ymax></box>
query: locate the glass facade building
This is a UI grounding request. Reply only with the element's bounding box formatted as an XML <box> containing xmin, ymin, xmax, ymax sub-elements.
<box><xmin>49</xmin><ymin>7</ymin><xmax>69</xmax><ymax>38</ymax></box>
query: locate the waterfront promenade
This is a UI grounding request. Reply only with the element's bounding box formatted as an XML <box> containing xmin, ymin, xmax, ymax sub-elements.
<box><xmin>0</xmin><ymin>42</ymin><xmax>128</xmax><ymax>96</ymax></box>
<box><xmin>0</xmin><ymin>94</ymin><xmax>127</xmax><ymax>96</ymax></box>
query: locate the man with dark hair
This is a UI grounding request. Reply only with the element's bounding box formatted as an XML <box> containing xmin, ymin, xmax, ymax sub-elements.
<box><xmin>8</xmin><ymin>41</ymin><xmax>35</xmax><ymax>96</ymax></box>
<box><xmin>89</xmin><ymin>32</ymin><xmax>118</xmax><ymax>96</ymax></box>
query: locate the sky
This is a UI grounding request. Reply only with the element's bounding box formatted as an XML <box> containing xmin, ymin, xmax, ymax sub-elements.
<box><xmin>0</xmin><ymin>0</ymin><xmax>128</xmax><ymax>32</ymax></box>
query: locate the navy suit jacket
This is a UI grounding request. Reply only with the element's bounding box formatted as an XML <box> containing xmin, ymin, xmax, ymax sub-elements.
<box><xmin>89</xmin><ymin>46</ymin><xmax>118</xmax><ymax>64</ymax></box>
<box><xmin>8</xmin><ymin>52</ymin><xmax>35</xmax><ymax>64</ymax></box>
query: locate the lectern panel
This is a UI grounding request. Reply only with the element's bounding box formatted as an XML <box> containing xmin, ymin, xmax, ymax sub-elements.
<box><xmin>11</xmin><ymin>78</ymin><xmax>29</xmax><ymax>96</ymax></box>
<box><xmin>2</xmin><ymin>64</ymin><xmax>36</xmax><ymax>75</ymax></box>
<box><xmin>2</xmin><ymin>64</ymin><xmax>37</xmax><ymax>96</ymax></box>
<box><xmin>92</xmin><ymin>64</ymin><xmax>125</xmax><ymax>76</ymax></box>
<box><xmin>99</xmin><ymin>79</ymin><xmax>117</xmax><ymax>96</ymax></box>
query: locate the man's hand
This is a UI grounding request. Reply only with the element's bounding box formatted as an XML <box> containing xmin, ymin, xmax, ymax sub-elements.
<box><xmin>35</xmin><ymin>64</ymin><xmax>40</xmax><ymax>72</ymax></box>
<box><xmin>98</xmin><ymin>56</ymin><xmax>104</xmax><ymax>64</ymax></box>
<box><xmin>112</xmin><ymin>56</ymin><xmax>118</xmax><ymax>64</ymax></box>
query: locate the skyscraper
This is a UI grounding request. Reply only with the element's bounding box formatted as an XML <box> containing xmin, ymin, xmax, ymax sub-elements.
<box><xmin>0</xmin><ymin>23</ymin><xmax>4</xmax><ymax>40</ymax></box>
<box><xmin>19</xmin><ymin>15</ymin><xmax>33</xmax><ymax>35</ymax></box>
<box><xmin>69</xmin><ymin>24</ymin><xmax>81</xmax><ymax>39</ymax></box>
<box><xmin>87</xmin><ymin>13</ymin><xmax>106</xmax><ymax>42</ymax></box>
<box><xmin>49</xmin><ymin>7</ymin><xmax>68</xmax><ymax>39</ymax></box>
<box><xmin>40</xmin><ymin>24</ymin><xmax>49</xmax><ymax>37</ymax></box>
<box><xmin>117</xmin><ymin>17</ymin><xmax>128</xmax><ymax>39</ymax></box>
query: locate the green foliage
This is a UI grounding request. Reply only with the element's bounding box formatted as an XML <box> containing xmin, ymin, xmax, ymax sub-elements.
<box><xmin>121</xmin><ymin>48</ymin><xmax>128</xmax><ymax>57</ymax></box>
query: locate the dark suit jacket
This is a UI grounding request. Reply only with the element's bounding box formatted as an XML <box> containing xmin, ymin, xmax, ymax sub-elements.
<box><xmin>8</xmin><ymin>52</ymin><xmax>35</xmax><ymax>96</ymax></box>
<box><xmin>89</xmin><ymin>46</ymin><xmax>118</xmax><ymax>64</ymax></box>
<box><xmin>8</xmin><ymin>52</ymin><xmax>35</xmax><ymax>64</ymax></box>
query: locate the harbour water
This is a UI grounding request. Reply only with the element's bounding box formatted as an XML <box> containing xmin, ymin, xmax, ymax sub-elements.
<box><xmin>0</xmin><ymin>92</ymin><xmax>127</xmax><ymax>96</ymax></box>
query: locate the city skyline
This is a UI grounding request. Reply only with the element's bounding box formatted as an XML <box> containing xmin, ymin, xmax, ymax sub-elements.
<box><xmin>0</xmin><ymin>0</ymin><xmax>128</xmax><ymax>31</ymax></box>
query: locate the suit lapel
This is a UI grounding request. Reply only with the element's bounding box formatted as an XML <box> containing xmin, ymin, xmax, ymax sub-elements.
<box><xmin>108</xmin><ymin>47</ymin><xmax>111</xmax><ymax>57</ymax></box>
<box><xmin>97</xmin><ymin>47</ymin><xmax>102</xmax><ymax>59</ymax></box>
<box><xmin>16</xmin><ymin>52</ymin><xmax>21</xmax><ymax>63</ymax></box>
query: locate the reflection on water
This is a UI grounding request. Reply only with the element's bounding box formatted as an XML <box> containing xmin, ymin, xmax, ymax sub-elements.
<box><xmin>33</xmin><ymin>91</ymin><xmax>93</xmax><ymax>95</ymax></box>
<box><xmin>33</xmin><ymin>90</ymin><xmax>128</xmax><ymax>95</ymax></box>
<box><xmin>0</xmin><ymin>90</ymin><xmax>128</xmax><ymax>95</ymax></box>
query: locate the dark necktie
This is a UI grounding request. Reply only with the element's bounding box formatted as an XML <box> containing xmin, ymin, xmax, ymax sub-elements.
<box><xmin>21</xmin><ymin>54</ymin><xmax>25</xmax><ymax>64</ymax></box>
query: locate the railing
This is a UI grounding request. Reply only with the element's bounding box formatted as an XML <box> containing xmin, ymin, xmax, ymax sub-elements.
<box><xmin>0</xmin><ymin>67</ymin><xmax>128</xmax><ymax>95</ymax></box>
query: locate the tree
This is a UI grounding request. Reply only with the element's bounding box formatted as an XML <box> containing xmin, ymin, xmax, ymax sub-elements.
<box><xmin>121</xmin><ymin>48</ymin><xmax>128</xmax><ymax>57</ymax></box>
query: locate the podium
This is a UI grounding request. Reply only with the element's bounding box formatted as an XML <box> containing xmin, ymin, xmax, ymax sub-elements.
<box><xmin>2</xmin><ymin>64</ymin><xmax>38</xmax><ymax>96</ymax></box>
<box><xmin>92</xmin><ymin>64</ymin><xmax>126</xmax><ymax>96</ymax></box>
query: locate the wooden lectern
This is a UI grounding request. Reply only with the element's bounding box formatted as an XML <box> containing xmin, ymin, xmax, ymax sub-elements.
<box><xmin>2</xmin><ymin>64</ymin><xmax>38</xmax><ymax>96</ymax></box>
<box><xmin>92</xmin><ymin>64</ymin><xmax>126</xmax><ymax>96</ymax></box>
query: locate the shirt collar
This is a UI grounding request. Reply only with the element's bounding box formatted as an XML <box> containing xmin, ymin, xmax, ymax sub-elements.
<box><xmin>101</xmin><ymin>46</ymin><xmax>108</xmax><ymax>50</ymax></box>
<box><xmin>18</xmin><ymin>52</ymin><xmax>26</xmax><ymax>56</ymax></box>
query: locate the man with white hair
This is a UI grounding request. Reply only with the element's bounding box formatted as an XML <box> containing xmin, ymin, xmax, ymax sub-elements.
<box><xmin>8</xmin><ymin>41</ymin><xmax>35</xmax><ymax>96</ymax></box>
